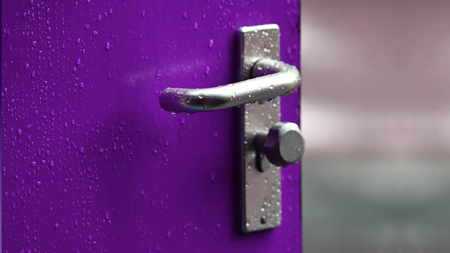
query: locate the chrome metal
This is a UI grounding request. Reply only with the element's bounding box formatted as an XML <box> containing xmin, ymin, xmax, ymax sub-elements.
<box><xmin>255</xmin><ymin>122</ymin><xmax>305</xmax><ymax>168</ymax></box>
<box><xmin>239</xmin><ymin>24</ymin><xmax>288</xmax><ymax>233</ymax></box>
<box><xmin>159</xmin><ymin>24</ymin><xmax>302</xmax><ymax>233</ymax></box>
<box><xmin>158</xmin><ymin>54</ymin><xmax>300</xmax><ymax>113</ymax></box>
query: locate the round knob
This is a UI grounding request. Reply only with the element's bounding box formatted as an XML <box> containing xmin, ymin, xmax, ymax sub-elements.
<box><xmin>255</xmin><ymin>122</ymin><xmax>305</xmax><ymax>168</ymax></box>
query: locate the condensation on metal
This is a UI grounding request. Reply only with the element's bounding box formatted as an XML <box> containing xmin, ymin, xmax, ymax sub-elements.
<box><xmin>158</xmin><ymin>28</ymin><xmax>300</xmax><ymax>113</ymax></box>
<box><xmin>239</xmin><ymin>24</ymin><xmax>284</xmax><ymax>233</ymax></box>
<box><xmin>157</xmin><ymin>23</ymin><xmax>301</xmax><ymax>232</ymax></box>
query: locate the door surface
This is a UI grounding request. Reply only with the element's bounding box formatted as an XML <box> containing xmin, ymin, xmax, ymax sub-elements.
<box><xmin>2</xmin><ymin>1</ymin><xmax>301</xmax><ymax>252</ymax></box>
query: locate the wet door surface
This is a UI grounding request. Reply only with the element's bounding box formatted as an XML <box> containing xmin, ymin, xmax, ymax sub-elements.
<box><xmin>2</xmin><ymin>1</ymin><xmax>301</xmax><ymax>252</ymax></box>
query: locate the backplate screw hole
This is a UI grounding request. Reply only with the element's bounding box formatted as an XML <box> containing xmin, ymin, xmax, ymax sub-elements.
<box><xmin>260</xmin><ymin>216</ymin><xmax>266</xmax><ymax>225</ymax></box>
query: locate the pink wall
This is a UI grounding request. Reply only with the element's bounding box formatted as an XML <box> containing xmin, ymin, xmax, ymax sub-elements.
<box><xmin>302</xmin><ymin>1</ymin><xmax>450</xmax><ymax>252</ymax></box>
<box><xmin>303</xmin><ymin>0</ymin><xmax>450</xmax><ymax>157</ymax></box>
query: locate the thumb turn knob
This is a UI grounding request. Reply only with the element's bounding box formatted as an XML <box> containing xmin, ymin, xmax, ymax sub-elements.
<box><xmin>255</xmin><ymin>122</ymin><xmax>305</xmax><ymax>171</ymax></box>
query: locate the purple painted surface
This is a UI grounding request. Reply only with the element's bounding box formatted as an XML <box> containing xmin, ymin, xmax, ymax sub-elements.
<box><xmin>2</xmin><ymin>1</ymin><xmax>300</xmax><ymax>252</ymax></box>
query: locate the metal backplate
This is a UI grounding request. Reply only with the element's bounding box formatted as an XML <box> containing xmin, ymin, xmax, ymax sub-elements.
<box><xmin>238</xmin><ymin>24</ymin><xmax>281</xmax><ymax>232</ymax></box>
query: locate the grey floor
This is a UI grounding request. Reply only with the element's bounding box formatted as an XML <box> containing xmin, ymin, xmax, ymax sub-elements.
<box><xmin>303</xmin><ymin>155</ymin><xmax>450</xmax><ymax>253</ymax></box>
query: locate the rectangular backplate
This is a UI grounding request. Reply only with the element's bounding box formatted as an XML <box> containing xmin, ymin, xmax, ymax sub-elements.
<box><xmin>238</xmin><ymin>24</ymin><xmax>282</xmax><ymax>232</ymax></box>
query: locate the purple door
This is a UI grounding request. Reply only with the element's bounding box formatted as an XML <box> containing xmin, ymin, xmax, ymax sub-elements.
<box><xmin>2</xmin><ymin>1</ymin><xmax>301</xmax><ymax>252</ymax></box>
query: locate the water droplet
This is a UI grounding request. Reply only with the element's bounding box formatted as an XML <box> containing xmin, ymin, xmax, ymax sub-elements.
<box><xmin>17</xmin><ymin>129</ymin><xmax>22</xmax><ymax>135</ymax></box>
<box><xmin>205</xmin><ymin>66</ymin><xmax>210</xmax><ymax>74</ymax></box>
<box><xmin>76</xmin><ymin>58</ymin><xmax>81</xmax><ymax>66</ymax></box>
<box><xmin>193</xmin><ymin>22</ymin><xmax>198</xmax><ymax>30</ymax></box>
<box><xmin>183</xmin><ymin>12</ymin><xmax>187</xmax><ymax>18</ymax></box>
<box><xmin>208</xmin><ymin>39</ymin><xmax>213</xmax><ymax>48</ymax></box>
<box><xmin>54</xmin><ymin>223</ymin><xmax>59</xmax><ymax>229</ymax></box>
<box><xmin>93</xmin><ymin>31</ymin><xmax>98</xmax><ymax>36</ymax></box>
<box><xmin>106</xmin><ymin>42</ymin><xmax>110</xmax><ymax>50</ymax></box>
<box><xmin>140</xmin><ymin>190</ymin><xmax>144</xmax><ymax>196</ymax></box>
<box><xmin>142</xmin><ymin>10</ymin><xmax>145</xmax><ymax>17</ymax></box>
<box><xmin>167</xmin><ymin>231</ymin><xmax>171</xmax><ymax>238</ymax></box>
<box><xmin>210</xmin><ymin>174</ymin><xmax>215</xmax><ymax>181</ymax></box>
<box><xmin>97</xmin><ymin>14</ymin><xmax>102</xmax><ymax>21</ymax></box>
<box><xmin>84</xmin><ymin>24</ymin><xmax>90</xmax><ymax>30</ymax></box>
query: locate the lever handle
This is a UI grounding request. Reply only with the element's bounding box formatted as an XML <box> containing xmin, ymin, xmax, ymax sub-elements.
<box><xmin>158</xmin><ymin>58</ymin><xmax>301</xmax><ymax>113</ymax></box>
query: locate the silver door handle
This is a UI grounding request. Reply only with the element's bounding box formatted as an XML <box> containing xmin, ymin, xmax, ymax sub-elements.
<box><xmin>158</xmin><ymin>58</ymin><xmax>301</xmax><ymax>113</ymax></box>
<box><xmin>159</xmin><ymin>24</ymin><xmax>304</xmax><ymax>233</ymax></box>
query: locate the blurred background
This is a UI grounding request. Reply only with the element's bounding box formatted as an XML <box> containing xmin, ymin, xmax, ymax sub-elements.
<box><xmin>301</xmin><ymin>0</ymin><xmax>450</xmax><ymax>252</ymax></box>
